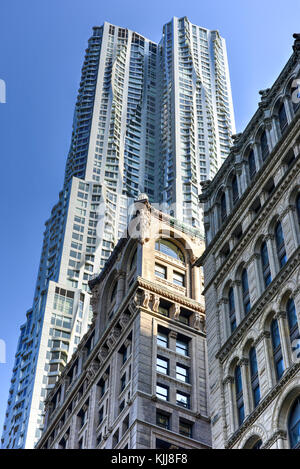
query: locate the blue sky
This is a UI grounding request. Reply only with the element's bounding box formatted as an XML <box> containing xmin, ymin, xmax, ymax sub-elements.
<box><xmin>0</xmin><ymin>0</ymin><xmax>299</xmax><ymax>432</ymax></box>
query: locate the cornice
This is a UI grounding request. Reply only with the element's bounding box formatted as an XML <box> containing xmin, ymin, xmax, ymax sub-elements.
<box><xmin>136</xmin><ymin>277</ymin><xmax>205</xmax><ymax>314</ymax></box>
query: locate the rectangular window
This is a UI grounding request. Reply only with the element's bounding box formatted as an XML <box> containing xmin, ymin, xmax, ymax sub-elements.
<box><xmin>179</xmin><ymin>419</ymin><xmax>192</xmax><ymax>438</ymax></box>
<box><xmin>156</xmin><ymin>384</ymin><xmax>169</xmax><ymax>401</ymax></box>
<box><xmin>157</xmin><ymin>328</ymin><xmax>169</xmax><ymax>348</ymax></box>
<box><xmin>176</xmin><ymin>335</ymin><xmax>189</xmax><ymax>356</ymax></box>
<box><xmin>157</xmin><ymin>356</ymin><xmax>169</xmax><ymax>375</ymax></box>
<box><xmin>120</xmin><ymin>374</ymin><xmax>126</xmax><ymax>392</ymax></box>
<box><xmin>176</xmin><ymin>364</ymin><xmax>189</xmax><ymax>383</ymax></box>
<box><xmin>173</xmin><ymin>271</ymin><xmax>185</xmax><ymax>287</ymax></box>
<box><xmin>176</xmin><ymin>391</ymin><xmax>190</xmax><ymax>409</ymax></box>
<box><xmin>155</xmin><ymin>264</ymin><xmax>167</xmax><ymax>279</ymax></box>
<box><xmin>156</xmin><ymin>412</ymin><xmax>170</xmax><ymax>429</ymax></box>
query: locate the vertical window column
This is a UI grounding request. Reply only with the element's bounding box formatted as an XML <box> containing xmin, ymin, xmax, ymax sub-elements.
<box><xmin>265</xmin><ymin>235</ymin><xmax>277</xmax><ymax>281</ymax></box>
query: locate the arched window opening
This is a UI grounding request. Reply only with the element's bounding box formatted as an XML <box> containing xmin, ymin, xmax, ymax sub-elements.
<box><xmin>155</xmin><ymin>239</ymin><xmax>184</xmax><ymax>262</ymax></box>
<box><xmin>287</xmin><ymin>298</ymin><xmax>300</xmax><ymax>346</ymax></box>
<box><xmin>111</xmin><ymin>283</ymin><xmax>117</xmax><ymax>303</ymax></box>
<box><xmin>232</xmin><ymin>176</ymin><xmax>239</xmax><ymax>206</ymax></box>
<box><xmin>275</xmin><ymin>222</ymin><xmax>287</xmax><ymax>268</ymax></box>
<box><xmin>260</xmin><ymin>131</ymin><xmax>269</xmax><ymax>161</ymax></box>
<box><xmin>220</xmin><ymin>192</ymin><xmax>227</xmax><ymax>223</ymax></box>
<box><xmin>271</xmin><ymin>319</ymin><xmax>284</xmax><ymax>381</ymax></box>
<box><xmin>235</xmin><ymin>365</ymin><xmax>244</xmax><ymax>426</ymax></box>
<box><xmin>228</xmin><ymin>287</ymin><xmax>237</xmax><ymax>333</ymax></box>
<box><xmin>261</xmin><ymin>241</ymin><xmax>272</xmax><ymax>287</ymax></box>
<box><xmin>278</xmin><ymin>102</ymin><xmax>288</xmax><ymax>134</ymax></box>
<box><xmin>252</xmin><ymin>439</ymin><xmax>262</xmax><ymax>449</ymax></box>
<box><xmin>249</xmin><ymin>347</ymin><xmax>260</xmax><ymax>408</ymax></box>
<box><xmin>288</xmin><ymin>397</ymin><xmax>300</xmax><ymax>449</ymax></box>
<box><xmin>242</xmin><ymin>269</ymin><xmax>251</xmax><ymax>315</ymax></box>
<box><xmin>248</xmin><ymin>150</ymin><xmax>256</xmax><ymax>180</ymax></box>
<box><xmin>130</xmin><ymin>250</ymin><xmax>137</xmax><ymax>271</ymax></box>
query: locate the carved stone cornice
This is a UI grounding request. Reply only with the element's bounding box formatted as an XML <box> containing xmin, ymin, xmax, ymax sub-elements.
<box><xmin>254</xmin><ymin>331</ymin><xmax>271</xmax><ymax>347</ymax></box>
<box><xmin>137</xmin><ymin>277</ymin><xmax>205</xmax><ymax>314</ymax></box>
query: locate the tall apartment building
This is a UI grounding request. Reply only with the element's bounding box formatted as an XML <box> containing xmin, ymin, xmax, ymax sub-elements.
<box><xmin>197</xmin><ymin>34</ymin><xmax>300</xmax><ymax>449</ymax></box>
<box><xmin>2</xmin><ymin>17</ymin><xmax>234</xmax><ymax>449</ymax></box>
<box><xmin>36</xmin><ymin>198</ymin><xmax>211</xmax><ymax>450</ymax></box>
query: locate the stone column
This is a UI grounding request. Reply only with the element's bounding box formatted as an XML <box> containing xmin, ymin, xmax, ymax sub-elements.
<box><xmin>233</xmin><ymin>280</ymin><xmax>243</xmax><ymax>323</ymax></box>
<box><xmin>253</xmin><ymin>142</ymin><xmax>261</xmax><ymax>168</ymax></box>
<box><xmin>223</xmin><ymin>376</ymin><xmax>235</xmax><ymax>435</ymax></box>
<box><xmin>287</xmin><ymin>205</ymin><xmax>299</xmax><ymax>251</ymax></box>
<box><xmin>276</xmin><ymin>310</ymin><xmax>291</xmax><ymax>369</ymax></box>
<box><xmin>266</xmin><ymin>234</ymin><xmax>277</xmax><ymax>279</ymax></box>
<box><xmin>269</xmin><ymin>117</ymin><xmax>279</xmax><ymax>148</ymax></box>
<box><xmin>192</xmin><ymin>264</ymin><xmax>201</xmax><ymax>302</ymax></box>
<box><xmin>283</xmin><ymin>94</ymin><xmax>293</xmax><ymax>123</ymax></box>
<box><xmin>255</xmin><ymin>331</ymin><xmax>273</xmax><ymax>393</ymax></box>
<box><xmin>116</xmin><ymin>271</ymin><xmax>126</xmax><ymax>307</ymax></box>
<box><xmin>239</xmin><ymin>358</ymin><xmax>251</xmax><ymax>417</ymax></box>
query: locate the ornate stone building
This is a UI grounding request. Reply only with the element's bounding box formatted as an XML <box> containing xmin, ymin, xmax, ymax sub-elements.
<box><xmin>36</xmin><ymin>198</ymin><xmax>211</xmax><ymax>449</ymax></box>
<box><xmin>197</xmin><ymin>34</ymin><xmax>300</xmax><ymax>449</ymax></box>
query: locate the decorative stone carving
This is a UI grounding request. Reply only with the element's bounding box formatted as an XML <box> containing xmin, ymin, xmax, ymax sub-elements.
<box><xmin>142</xmin><ymin>290</ymin><xmax>151</xmax><ymax>309</ymax></box>
<box><xmin>90</xmin><ymin>284</ymin><xmax>100</xmax><ymax>316</ymax></box>
<box><xmin>193</xmin><ymin>312</ymin><xmax>205</xmax><ymax>331</ymax></box>
<box><xmin>128</xmin><ymin>293</ymin><xmax>139</xmax><ymax>315</ymax></box>
<box><xmin>86</xmin><ymin>362</ymin><xmax>99</xmax><ymax>384</ymax></box>
<box><xmin>97</xmin><ymin>347</ymin><xmax>108</xmax><ymax>364</ymax></box>
<box><xmin>170</xmin><ymin>303</ymin><xmax>180</xmax><ymax>320</ymax></box>
<box><xmin>152</xmin><ymin>294</ymin><xmax>160</xmax><ymax>312</ymax></box>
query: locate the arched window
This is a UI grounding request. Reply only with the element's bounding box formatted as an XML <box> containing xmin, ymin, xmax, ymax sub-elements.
<box><xmin>252</xmin><ymin>439</ymin><xmax>262</xmax><ymax>449</ymax></box>
<box><xmin>260</xmin><ymin>130</ymin><xmax>269</xmax><ymax>161</ymax></box>
<box><xmin>232</xmin><ymin>176</ymin><xmax>239</xmax><ymax>206</ymax></box>
<box><xmin>235</xmin><ymin>365</ymin><xmax>244</xmax><ymax>426</ymax></box>
<box><xmin>130</xmin><ymin>250</ymin><xmax>137</xmax><ymax>271</ymax></box>
<box><xmin>278</xmin><ymin>102</ymin><xmax>288</xmax><ymax>134</ymax></box>
<box><xmin>296</xmin><ymin>194</ymin><xmax>300</xmax><ymax>225</ymax></box>
<box><xmin>271</xmin><ymin>319</ymin><xmax>284</xmax><ymax>381</ymax></box>
<box><xmin>261</xmin><ymin>241</ymin><xmax>272</xmax><ymax>287</ymax></box>
<box><xmin>275</xmin><ymin>222</ymin><xmax>287</xmax><ymax>268</ymax></box>
<box><xmin>155</xmin><ymin>239</ymin><xmax>184</xmax><ymax>262</ymax></box>
<box><xmin>241</xmin><ymin>269</ymin><xmax>251</xmax><ymax>314</ymax></box>
<box><xmin>249</xmin><ymin>347</ymin><xmax>260</xmax><ymax>408</ymax></box>
<box><xmin>287</xmin><ymin>298</ymin><xmax>300</xmax><ymax>345</ymax></box>
<box><xmin>248</xmin><ymin>150</ymin><xmax>256</xmax><ymax>180</ymax></box>
<box><xmin>220</xmin><ymin>192</ymin><xmax>227</xmax><ymax>222</ymax></box>
<box><xmin>111</xmin><ymin>283</ymin><xmax>117</xmax><ymax>303</ymax></box>
<box><xmin>288</xmin><ymin>397</ymin><xmax>300</xmax><ymax>449</ymax></box>
<box><xmin>228</xmin><ymin>287</ymin><xmax>237</xmax><ymax>333</ymax></box>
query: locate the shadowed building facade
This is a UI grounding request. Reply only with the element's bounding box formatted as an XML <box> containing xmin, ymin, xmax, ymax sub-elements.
<box><xmin>197</xmin><ymin>34</ymin><xmax>300</xmax><ymax>449</ymax></box>
<box><xmin>36</xmin><ymin>199</ymin><xmax>211</xmax><ymax>449</ymax></box>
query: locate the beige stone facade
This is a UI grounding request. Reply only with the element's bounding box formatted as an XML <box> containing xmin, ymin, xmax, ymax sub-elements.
<box><xmin>36</xmin><ymin>198</ymin><xmax>211</xmax><ymax>449</ymax></box>
<box><xmin>197</xmin><ymin>34</ymin><xmax>300</xmax><ymax>449</ymax></box>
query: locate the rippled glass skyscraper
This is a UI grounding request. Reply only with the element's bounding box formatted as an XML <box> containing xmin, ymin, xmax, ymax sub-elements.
<box><xmin>1</xmin><ymin>17</ymin><xmax>235</xmax><ymax>449</ymax></box>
